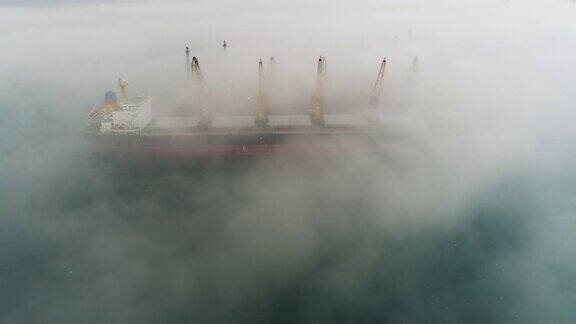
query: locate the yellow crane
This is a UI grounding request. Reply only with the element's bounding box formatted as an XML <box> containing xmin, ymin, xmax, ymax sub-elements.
<box><xmin>370</xmin><ymin>58</ymin><xmax>387</xmax><ymax>107</ymax></box>
<box><xmin>268</xmin><ymin>56</ymin><xmax>276</xmax><ymax>85</ymax></box>
<box><xmin>185</xmin><ymin>46</ymin><xmax>191</xmax><ymax>75</ymax></box>
<box><xmin>311</xmin><ymin>56</ymin><xmax>326</xmax><ymax>125</ymax></box>
<box><xmin>192</xmin><ymin>57</ymin><xmax>212</xmax><ymax>129</ymax></box>
<box><xmin>255</xmin><ymin>59</ymin><xmax>269</xmax><ymax>127</ymax></box>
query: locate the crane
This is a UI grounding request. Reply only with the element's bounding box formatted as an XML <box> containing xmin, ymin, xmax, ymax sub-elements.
<box><xmin>311</xmin><ymin>56</ymin><xmax>326</xmax><ymax>125</ymax></box>
<box><xmin>185</xmin><ymin>46</ymin><xmax>191</xmax><ymax>75</ymax></box>
<box><xmin>255</xmin><ymin>59</ymin><xmax>269</xmax><ymax>127</ymax></box>
<box><xmin>370</xmin><ymin>58</ymin><xmax>387</xmax><ymax>107</ymax></box>
<box><xmin>192</xmin><ymin>57</ymin><xmax>212</xmax><ymax>129</ymax></box>
<box><xmin>268</xmin><ymin>56</ymin><xmax>276</xmax><ymax>84</ymax></box>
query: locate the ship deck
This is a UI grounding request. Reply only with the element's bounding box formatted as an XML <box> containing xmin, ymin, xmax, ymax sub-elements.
<box><xmin>144</xmin><ymin>114</ymin><xmax>383</xmax><ymax>136</ymax></box>
<box><xmin>84</xmin><ymin>113</ymin><xmax>408</xmax><ymax>158</ymax></box>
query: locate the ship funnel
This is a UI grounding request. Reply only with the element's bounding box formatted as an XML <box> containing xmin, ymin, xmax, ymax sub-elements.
<box><xmin>369</xmin><ymin>58</ymin><xmax>387</xmax><ymax>107</ymax></box>
<box><xmin>103</xmin><ymin>91</ymin><xmax>118</xmax><ymax>113</ymax></box>
<box><xmin>255</xmin><ymin>59</ymin><xmax>269</xmax><ymax>127</ymax></box>
<box><xmin>192</xmin><ymin>57</ymin><xmax>212</xmax><ymax>129</ymax></box>
<box><xmin>310</xmin><ymin>56</ymin><xmax>326</xmax><ymax>125</ymax></box>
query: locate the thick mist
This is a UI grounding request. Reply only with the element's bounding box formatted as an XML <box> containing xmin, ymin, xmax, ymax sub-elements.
<box><xmin>1</xmin><ymin>0</ymin><xmax>576</xmax><ymax>323</ymax></box>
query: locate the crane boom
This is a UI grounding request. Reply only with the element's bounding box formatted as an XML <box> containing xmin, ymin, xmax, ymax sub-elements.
<box><xmin>370</xmin><ymin>58</ymin><xmax>387</xmax><ymax>107</ymax></box>
<box><xmin>255</xmin><ymin>59</ymin><xmax>269</xmax><ymax>127</ymax></box>
<box><xmin>185</xmin><ymin>46</ymin><xmax>191</xmax><ymax>75</ymax></box>
<box><xmin>192</xmin><ymin>57</ymin><xmax>212</xmax><ymax>129</ymax></box>
<box><xmin>311</xmin><ymin>56</ymin><xmax>326</xmax><ymax>125</ymax></box>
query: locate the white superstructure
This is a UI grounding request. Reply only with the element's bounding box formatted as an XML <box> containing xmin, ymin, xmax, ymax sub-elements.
<box><xmin>98</xmin><ymin>79</ymin><xmax>153</xmax><ymax>134</ymax></box>
<box><xmin>100</xmin><ymin>96</ymin><xmax>152</xmax><ymax>133</ymax></box>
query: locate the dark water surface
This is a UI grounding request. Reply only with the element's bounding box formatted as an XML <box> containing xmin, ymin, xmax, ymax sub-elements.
<box><xmin>0</xmin><ymin>114</ymin><xmax>575</xmax><ymax>323</ymax></box>
<box><xmin>2</xmin><ymin>88</ymin><xmax>575</xmax><ymax>323</ymax></box>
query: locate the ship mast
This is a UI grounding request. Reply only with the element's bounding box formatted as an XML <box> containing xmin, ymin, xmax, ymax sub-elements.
<box><xmin>192</xmin><ymin>57</ymin><xmax>212</xmax><ymax>129</ymax></box>
<box><xmin>369</xmin><ymin>58</ymin><xmax>386</xmax><ymax>107</ymax></box>
<box><xmin>255</xmin><ymin>59</ymin><xmax>269</xmax><ymax>127</ymax></box>
<box><xmin>311</xmin><ymin>56</ymin><xmax>326</xmax><ymax>125</ymax></box>
<box><xmin>117</xmin><ymin>78</ymin><xmax>128</xmax><ymax>103</ymax></box>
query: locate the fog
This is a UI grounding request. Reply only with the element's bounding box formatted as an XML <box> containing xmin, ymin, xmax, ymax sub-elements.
<box><xmin>1</xmin><ymin>0</ymin><xmax>576</xmax><ymax>323</ymax></box>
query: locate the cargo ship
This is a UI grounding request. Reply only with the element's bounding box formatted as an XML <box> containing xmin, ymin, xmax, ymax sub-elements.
<box><xmin>84</xmin><ymin>51</ymin><xmax>391</xmax><ymax>159</ymax></box>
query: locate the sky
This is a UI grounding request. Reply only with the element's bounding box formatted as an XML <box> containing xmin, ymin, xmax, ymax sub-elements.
<box><xmin>1</xmin><ymin>0</ymin><xmax>576</xmax><ymax>323</ymax></box>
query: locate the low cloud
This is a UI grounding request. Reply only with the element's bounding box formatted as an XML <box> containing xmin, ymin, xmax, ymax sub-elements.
<box><xmin>1</xmin><ymin>0</ymin><xmax>575</xmax><ymax>322</ymax></box>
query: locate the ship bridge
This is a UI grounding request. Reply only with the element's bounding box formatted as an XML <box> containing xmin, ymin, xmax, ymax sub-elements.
<box><xmin>100</xmin><ymin>83</ymin><xmax>152</xmax><ymax>134</ymax></box>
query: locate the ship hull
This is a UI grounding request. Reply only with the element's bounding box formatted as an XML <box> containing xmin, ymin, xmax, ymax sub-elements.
<box><xmin>84</xmin><ymin>128</ymin><xmax>392</xmax><ymax>159</ymax></box>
